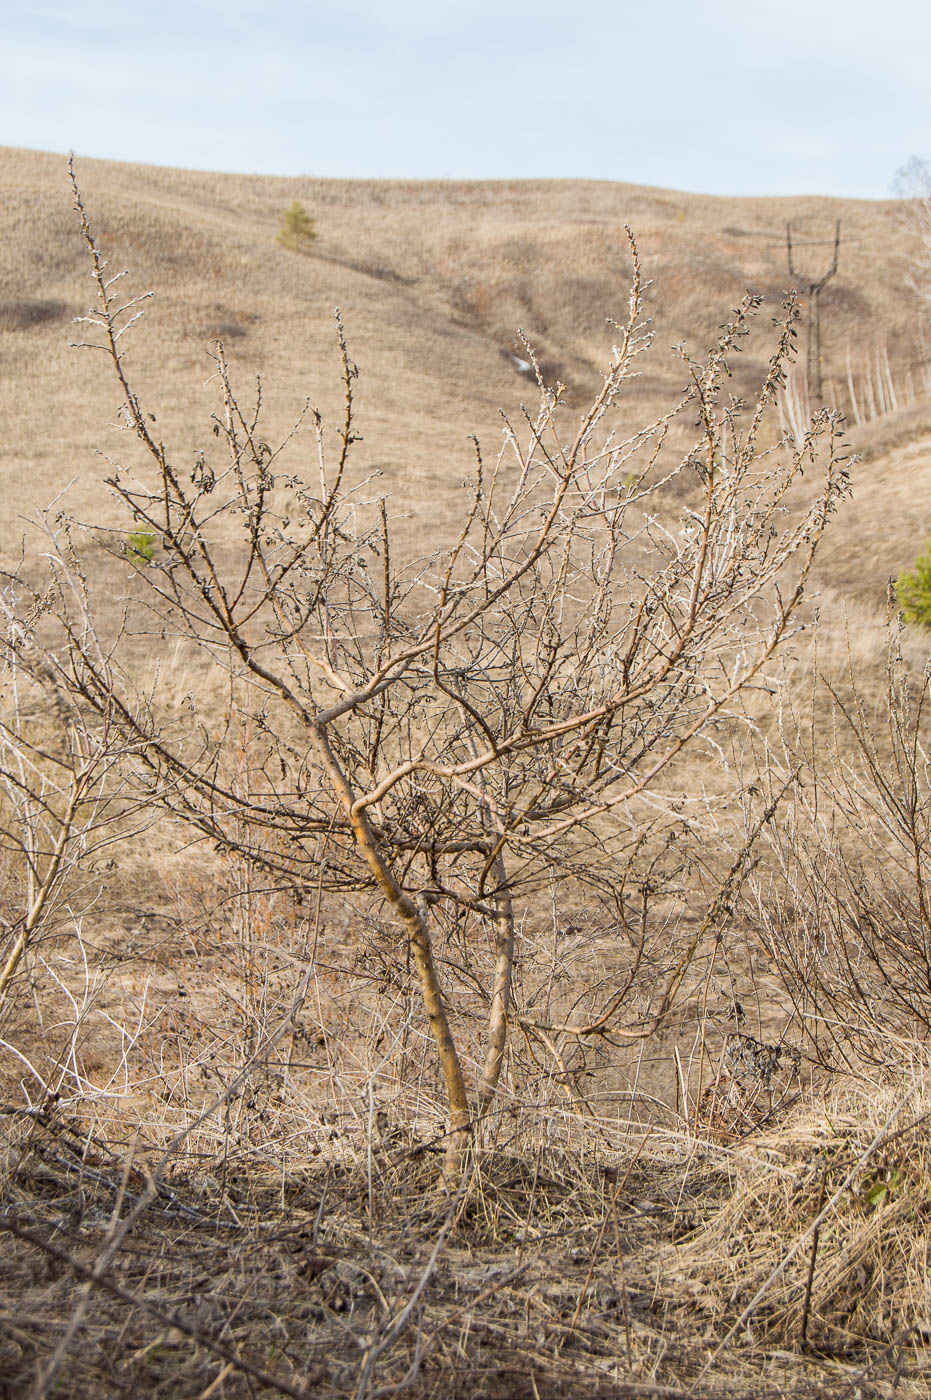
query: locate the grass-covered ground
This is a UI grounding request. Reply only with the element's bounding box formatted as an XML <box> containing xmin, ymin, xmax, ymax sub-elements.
<box><xmin>3</xmin><ymin>147</ymin><xmax>931</xmax><ymax>1398</ymax></box>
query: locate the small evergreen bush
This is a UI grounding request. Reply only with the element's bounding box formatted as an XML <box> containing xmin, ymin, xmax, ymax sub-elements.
<box><xmin>125</xmin><ymin>527</ymin><xmax>155</xmax><ymax>565</ymax></box>
<box><xmin>276</xmin><ymin>200</ymin><xmax>316</xmax><ymax>253</ymax></box>
<box><xmin>894</xmin><ymin>541</ymin><xmax>931</xmax><ymax>626</ymax></box>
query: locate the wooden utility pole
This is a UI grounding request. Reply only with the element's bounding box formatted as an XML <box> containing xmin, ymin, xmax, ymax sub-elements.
<box><xmin>786</xmin><ymin>220</ymin><xmax>841</xmax><ymax>401</ymax></box>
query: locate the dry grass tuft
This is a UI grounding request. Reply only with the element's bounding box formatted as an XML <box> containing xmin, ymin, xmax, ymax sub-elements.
<box><xmin>676</xmin><ymin>1075</ymin><xmax>931</xmax><ymax>1377</ymax></box>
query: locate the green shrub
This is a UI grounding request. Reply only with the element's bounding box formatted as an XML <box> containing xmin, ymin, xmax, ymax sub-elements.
<box><xmin>276</xmin><ymin>200</ymin><xmax>316</xmax><ymax>253</ymax></box>
<box><xmin>894</xmin><ymin>541</ymin><xmax>931</xmax><ymax>626</ymax></box>
<box><xmin>125</xmin><ymin>527</ymin><xmax>155</xmax><ymax>565</ymax></box>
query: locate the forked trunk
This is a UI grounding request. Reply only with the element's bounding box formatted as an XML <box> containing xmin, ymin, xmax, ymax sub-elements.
<box><xmin>309</xmin><ymin>722</ymin><xmax>471</xmax><ymax>1185</ymax></box>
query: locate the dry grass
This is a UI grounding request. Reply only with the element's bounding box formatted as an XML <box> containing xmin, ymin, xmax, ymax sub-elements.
<box><xmin>0</xmin><ymin>144</ymin><xmax>927</xmax><ymax>572</ymax></box>
<box><xmin>6</xmin><ymin>1095</ymin><xmax>926</xmax><ymax>1400</ymax></box>
<box><xmin>3</xmin><ymin>145</ymin><xmax>931</xmax><ymax>1398</ymax></box>
<box><xmin>2</xmin><ymin>788</ymin><xmax>926</xmax><ymax>1397</ymax></box>
<box><xmin>676</xmin><ymin>1074</ymin><xmax>931</xmax><ymax>1384</ymax></box>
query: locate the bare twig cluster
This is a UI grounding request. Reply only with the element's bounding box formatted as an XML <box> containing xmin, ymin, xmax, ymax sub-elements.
<box><xmin>746</xmin><ymin>629</ymin><xmax>931</xmax><ymax>1073</ymax></box>
<box><xmin>0</xmin><ymin>577</ymin><xmax>152</xmax><ymax>1013</ymax></box>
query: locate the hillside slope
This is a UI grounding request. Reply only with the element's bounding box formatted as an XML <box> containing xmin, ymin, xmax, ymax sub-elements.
<box><xmin>1</xmin><ymin>145</ymin><xmax>928</xmax><ymax>603</ymax></box>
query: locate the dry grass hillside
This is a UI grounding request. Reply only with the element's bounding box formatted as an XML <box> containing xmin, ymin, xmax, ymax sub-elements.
<box><xmin>3</xmin><ymin>146</ymin><xmax>931</xmax><ymax>1400</ymax></box>
<box><xmin>2</xmin><ymin>145</ymin><xmax>930</xmax><ymax>575</ymax></box>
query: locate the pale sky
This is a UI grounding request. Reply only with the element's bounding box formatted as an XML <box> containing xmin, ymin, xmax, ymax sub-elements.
<box><xmin>4</xmin><ymin>0</ymin><xmax>929</xmax><ymax>197</ymax></box>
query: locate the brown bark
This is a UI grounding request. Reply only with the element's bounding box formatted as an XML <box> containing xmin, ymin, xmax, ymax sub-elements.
<box><xmin>308</xmin><ymin>721</ymin><xmax>471</xmax><ymax>1183</ymax></box>
<box><xmin>0</xmin><ymin>774</ymin><xmax>86</xmax><ymax>1008</ymax></box>
<box><xmin>477</xmin><ymin>851</ymin><xmax>514</xmax><ymax>1119</ymax></box>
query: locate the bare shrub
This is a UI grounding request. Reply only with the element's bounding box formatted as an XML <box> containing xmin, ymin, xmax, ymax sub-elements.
<box><xmin>894</xmin><ymin>156</ymin><xmax>931</xmax><ymax>319</ymax></box>
<box><xmin>743</xmin><ymin>627</ymin><xmax>931</xmax><ymax>1073</ymax></box>
<box><xmin>0</xmin><ymin>579</ymin><xmax>153</xmax><ymax>1016</ymax></box>
<box><xmin>4</xmin><ymin>163</ymin><xmax>850</xmax><ymax>1186</ymax></box>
